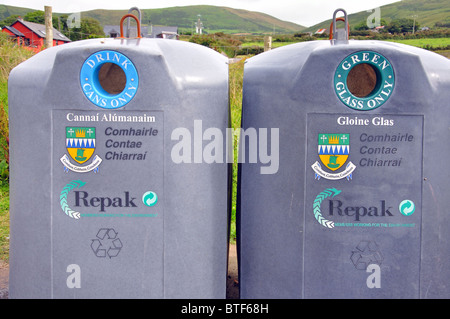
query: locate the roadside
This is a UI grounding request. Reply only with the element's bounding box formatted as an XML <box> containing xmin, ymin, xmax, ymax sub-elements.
<box><xmin>227</xmin><ymin>243</ymin><xmax>239</xmax><ymax>299</ymax></box>
<box><xmin>0</xmin><ymin>260</ymin><xmax>7</xmax><ymax>299</ymax></box>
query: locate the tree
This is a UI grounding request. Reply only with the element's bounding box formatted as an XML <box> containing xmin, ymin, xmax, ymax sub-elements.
<box><xmin>387</xmin><ymin>20</ymin><xmax>401</xmax><ymax>33</ymax></box>
<box><xmin>80</xmin><ymin>17</ymin><xmax>105</xmax><ymax>39</ymax></box>
<box><xmin>0</xmin><ymin>15</ymin><xmax>19</xmax><ymax>28</ymax></box>
<box><xmin>71</xmin><ymin>17</ymin><xmax>105</xmax><ymax>40</ymax></box>
<box><xmin>354</xmin><ymin>21</ymin><xmax>369</xmax><ymax>31</ymax></box>
<box><xmin>23</xmin><ymin>10</ymin><xmax>62</xmax><ymax>29</ymax></box>
<box><xmin>24</xmin><ymin>10</ymin><xmax>45</xmax><ymax>24</ymax></box>
<box><xmin>435</xmin><ymin>21</ymin><xmax>450</xmax><ymax>28</ymax></box>
<box><xmin>15</xmin><ymin>11</ymin><xmax>104</xmax><ymax>41</ymax></box>
<box><xmin>387</xmin><ymin>18</ymin><xmax>420</xmax><ymax>34</ymax></box>
<box><xmin>54</xmin><ymin>16</ymin><xmax>105</xmax><ymax>41</ymax></box>
<box><xmin>353</xmin><ymin>18</ymin><xmax>388</xmax><ymax>31</ymax></box>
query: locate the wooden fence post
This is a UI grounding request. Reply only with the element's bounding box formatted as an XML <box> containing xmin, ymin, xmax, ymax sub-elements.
<box><xmin>264</xmin><ymin>36</ymin><xmax>272</xmax><ymax>52</ymax></box>
<box><xmin>44</xmin><ymin>6</ymin><xmax>53</xmax><ymax>48</ymax></box>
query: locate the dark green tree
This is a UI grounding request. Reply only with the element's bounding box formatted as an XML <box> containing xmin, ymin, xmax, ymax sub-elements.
<box><xmin>24</xmin><ymin>10</ymin><xmax>45</xmax><ymax>24</ymax></box>
<box><xmin>57</xmin><ymin>16</ymin><xmax>105</xmax><ymax>41</ymax></box>
<box><xmin>353</xmin><ymin>18</ymin><xmax>388</xmax><ymax>31</ymax></box>
<box><xmin>387</xmin><ymin>18</ymin><xmax>420</xmax><ymax>33</ymax></box>
<box><xmin>23</xmin><ymin>10</ymin><xmax>62</xmax><ymax>29</ymax></box>
<box><xmin>0</xmin><ymin>14</ymin><xmax>19</xmax><ymax>28</ymax></box>
<box><xmin>15</xmin><ymin>11</ymin><xmax>104</xmax><ymax>41</ymax></box>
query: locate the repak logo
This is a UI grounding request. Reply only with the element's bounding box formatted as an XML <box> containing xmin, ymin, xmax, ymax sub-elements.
<box><xmin>313</xmin><ymin>188</ymin><xmax>394</xmax><ymax>229</ymax></box>
<box><xmin>60</xmin><ymin>180</ymin><xmax>158</xmax><ymax>220</ymax></box>
<box><xmin>74</xmin><ymin>190</ymin><xmax>137</xmax><ymax>212</ymax></box>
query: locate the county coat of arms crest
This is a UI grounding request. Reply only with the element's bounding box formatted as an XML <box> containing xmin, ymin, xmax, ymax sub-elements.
<box><xmin>60</xmin><ymin>127</ymin><xmax>102</xmax><ymax>173</ymax></box>
<box><xmin>311</xmin><ymin>133</ymin><xmax>355</xmax><ymax>180</ymax></box>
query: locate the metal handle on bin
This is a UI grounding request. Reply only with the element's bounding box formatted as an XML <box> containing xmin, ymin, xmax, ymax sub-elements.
<box><xmin>118</xmin><ymin>13</ymin><xmax>142</xmax><ymax>38</ymax></box>
<box><xmin>329</xmin><ymin>8</ymin><xmax>349</xmax><ymax>43</ymax></box>
<box><xmin>127</xmin><ymin>7</ymin><xmax>142</xmax><ymax>38</ymax></box>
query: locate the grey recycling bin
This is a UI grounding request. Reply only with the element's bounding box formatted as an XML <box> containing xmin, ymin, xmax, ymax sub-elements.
<box><xmin>9</xmin><ymin>14</ymin><xmax>230</xmax><ymax>299</ymax></box>
<box><xmin>238</xmin><ymin>9</ymin><xmax>450</xmax><ymax>298</ymax></box>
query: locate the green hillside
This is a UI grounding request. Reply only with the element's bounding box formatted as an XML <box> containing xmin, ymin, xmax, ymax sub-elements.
<box><xmin>305</xmin><ymin>0</ymin><xmax>450</xmax><ymax>32</ymax></box>
<box><xmin>83</xmin><ymin>5</ymin><xmax>305</xmax><ymax>34</ymax></box>
<box><xmin>0</xmin><ymin>4</ymin><xmax>32</xmax><ymax>20</ymax></box>
<box><xmin>0</xmin><ymin>4</ymin><xmax>305</xmax><ymax>34</ymax></box>
<box><xmin>2</xmin><ymin>1</ymin><xmax>447</xmax><ymax>35</ymax></box>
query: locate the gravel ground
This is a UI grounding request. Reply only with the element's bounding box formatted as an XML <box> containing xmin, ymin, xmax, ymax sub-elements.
<box><xmin>0</xmin><ymin>260</ymin><xmax>8</xmax><ymax>299</ymax></box>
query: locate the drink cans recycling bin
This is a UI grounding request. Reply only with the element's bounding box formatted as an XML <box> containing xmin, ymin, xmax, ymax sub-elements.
<box><xmin>9</xmin><ymin>15</ymin><xmax>230</xmax><ymax>299</ymax></box>
<box><xmin>237</xmin><ymin>10</ymin><xmax>450</xmax><ymax>298</ymax></box>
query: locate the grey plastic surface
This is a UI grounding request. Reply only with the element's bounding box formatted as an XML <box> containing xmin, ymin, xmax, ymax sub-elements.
<box><xmin>238</xmin><ymin>40</ymin><xmax>450</xmax><ymax>298</ymax></box>
<box><xmin>9</xmin><ymin>38</ymin><xmax>230</xmax><ymax>298</ymax></box>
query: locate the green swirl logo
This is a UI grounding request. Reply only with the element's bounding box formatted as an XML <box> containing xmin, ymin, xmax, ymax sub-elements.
<box><xmin>313</xmin><ymin>188</ymin><xmax>341</xmax><ymax>228</ymax></box>
<box><xmin>60</xmin><ymin>180</ymin><xmax>86</xmax><ymax>219</ymax></box>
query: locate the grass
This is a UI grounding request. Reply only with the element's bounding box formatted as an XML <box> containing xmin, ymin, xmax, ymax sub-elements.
<box><xmin>0</xmin><ymin>181</ymin><xmax>8</xmax><ymax>262</ymax></box>
<box><xmin>228</xmin><ymin>56</ymin><xmax>246</xmax><ymax>242</ymax></box>
<box><xmin>240</xmin><ymin>37</ymin><xmax>450</xmax><ymax>51</ymax></box>
<box><xmin>241</xmin><ymin>41</ymin><xmax>301</xmax><ymax>48</ymax></box>
<box><xmin>385</xmin><ymin>37</ymin><xmax>450</xmax><ymax>49</ymax></box>
<box><xmin>0</xmin><ymin>33</ymin><xmax>35</xmax><ymax>262</ymax></box>
<box><xmin>437</xmin><ymin>50</ymin><xmax>450</xmax><ymax>58</ymax></box>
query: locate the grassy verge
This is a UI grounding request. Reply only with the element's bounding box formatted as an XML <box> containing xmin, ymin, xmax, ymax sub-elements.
<box><xmin>436</xmin><ymin>50</ymin><xmax>450</xmax><ymax>58</ymax></box>
<box><xmin>385</xmin><ymin>37</ymin><xmax>450</xmax><ymax>50</ymax></box>
<box><xmin>241</xmin><ymin>37</ymin><xmax>450</xmax><ymax>50</ymax></box>
<box><xmin>0</xmin><ymin>33</ymin><xmax>35</xmax><ymax>263</ymax></box>
<box><xmin>228</xmin><ymin>56</ymin><xmax>246</xmax><ymax>242</ymax></box>
<box><xmin>241</xmin><ymin>41</ymin><xmax>301</xmax><ymax>48</ymax></box>
<box><xmin>0</xmin><ymin>181</ymin><xmax>8</xmax><ymax>262</ymax></box>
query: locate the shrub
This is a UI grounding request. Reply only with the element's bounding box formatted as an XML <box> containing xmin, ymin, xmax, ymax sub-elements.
<box><xmin>0</xmin><ymin>32</ymin><xmax>36</xmax><ymax>180</ymax></box>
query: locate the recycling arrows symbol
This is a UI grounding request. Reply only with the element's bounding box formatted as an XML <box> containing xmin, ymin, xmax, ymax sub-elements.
<box><xmin>350</xmin><ymin>240</ymin><xmax>383</xmax><ymax>270</ymax></box>
<box><xmin>91</xmin><ymin>228</ymin><xmax>123</xmax><ymax>258</ymax></box>
<box><xmin>313</xmin><ymin>188</ymin><xmax>341</xmax><ymax>228</ymax></box>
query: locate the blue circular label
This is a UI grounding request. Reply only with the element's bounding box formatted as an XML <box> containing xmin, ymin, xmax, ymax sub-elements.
<box><xmin>80</xmin><ymin>50</ymin><xmax>138</xmax><ymax>109</ymax></box>
<box><xmin>334</xmin><ymin>51</ymin><xmax>395</xmax><ymax>111</ymax></box>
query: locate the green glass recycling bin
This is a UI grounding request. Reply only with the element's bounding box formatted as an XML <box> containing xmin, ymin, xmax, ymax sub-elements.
<box><xmin>238</xmin><ymin>12</ymin><xmax>450</xmax><ymax>298</ymax></box>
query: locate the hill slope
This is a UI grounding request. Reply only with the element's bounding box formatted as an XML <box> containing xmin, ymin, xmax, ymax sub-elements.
<box><xmin>0</xmin><ymin>4</ymin><xmax>305</xmax><ymax>34</ymax></box>
<box><xmin>84</xmin><ymin>5</ymin><xmax>305</xmax><ymax>34</ymax></box>
<box><xmin>305</xmin><ymin>0</ymin><xmax>450</xmax><ymax>32</ymax></box>
<box><xmin>0</xmin><ymin>4</ymin><xmax>32</xmax><ymax>20</ymax></box>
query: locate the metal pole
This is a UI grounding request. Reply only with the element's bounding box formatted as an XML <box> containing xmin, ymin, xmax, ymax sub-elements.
<box><xmin>412</xmin><ymin>15</ymin><xmax>418</xmax><ymax>34</ymax></box>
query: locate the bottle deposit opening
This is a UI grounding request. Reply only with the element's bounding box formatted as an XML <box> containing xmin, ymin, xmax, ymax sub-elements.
<box><xmin>97</xmin><ymin>62</ymin><xmax>127</xmax><ymax>95</ymax></box>
<box><xmin>346</xmin><ymin>63</ymin><xmax>380</xmax><ymax>98</ymax></box>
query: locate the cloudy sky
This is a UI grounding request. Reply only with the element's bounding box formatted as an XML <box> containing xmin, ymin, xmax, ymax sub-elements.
<box><xmin>1</xmin><ymin>0</ymin><xmax>401</xmax><ymax>26</ymax></box>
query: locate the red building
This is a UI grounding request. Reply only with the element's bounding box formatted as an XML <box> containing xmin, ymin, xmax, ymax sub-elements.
<box><xmin>2</xmin><ymin>18</ymin><xmax>71</xmax><ymax>53</ymax></box>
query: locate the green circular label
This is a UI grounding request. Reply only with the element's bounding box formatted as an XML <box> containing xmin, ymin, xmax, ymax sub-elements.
<box><xmin>334</xmin><ymin>51</ymin><xmax>395</xmax><ymax>111</ymax></box>
<box><xmin>399</xmin><ymin>200</ymin><xmax>415</xmax><ymax>216</ymax></box>
<box><xmin>142</xmin><ymin>191</ymin><xmax>158</xmax><ymax>207</ymax></box>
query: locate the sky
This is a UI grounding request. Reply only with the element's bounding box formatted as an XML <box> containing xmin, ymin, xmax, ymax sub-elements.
<box><xmin>1</xmin><ymin>0</ymin><xmax>401</xmax><ymax>27</ymax></box>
